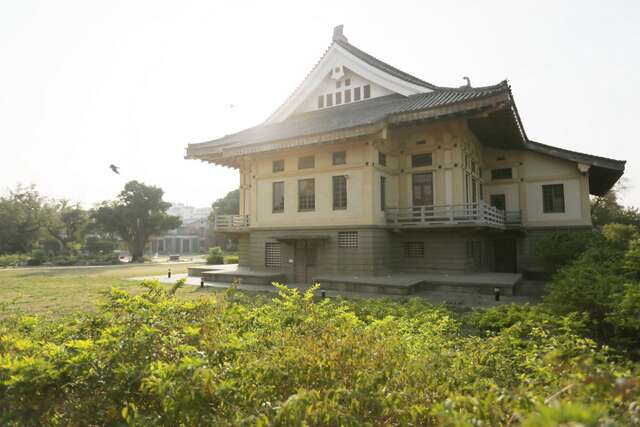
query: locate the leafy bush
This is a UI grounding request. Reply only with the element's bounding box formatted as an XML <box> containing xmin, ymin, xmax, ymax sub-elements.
<box><xmin>535</xmin><ymin>230</ymin><xmax>600</xmax><ymax>272</ymax></box>
<box><xmin>206</xmin><ymin>246</ymin><xmax>224</xmax><ymax>264</ymax></box>
<box><xmin>0</xmin><ymin>282</ymin><xmax>638</xmax><ymax>425</ymax></box>
<box><xmin>26</xmin><ymin>249</ymin><xmax>47</xmax><ymax>266</ymax></box>
<box><xmin>0</xmin><ymin>254</ymin><xmax>30</xmax><ymax>268</ymax></box>
<box><xmin>84</xmin><ymin>236</ymin><xmax>118</xmax><ymax>255</ymax></box>
<box><xmin>602</xmin><ymin>223</ymin><xmax>639</xmax><ymax>249</ymax></box>
<box><xmin>224</xmin><ymin>254</ymin><xmax>239</xmax><ymax>264</ymax></box>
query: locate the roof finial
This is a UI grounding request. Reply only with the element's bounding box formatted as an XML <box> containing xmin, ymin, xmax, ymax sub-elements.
<box><xmin>332</xmin><ymin>25</ymin><xmax>348</xmax><ymax>43</ymax></box>
<box><xmin>462</xmin><ymin>76</ymin><xmax>471</xmax><ymax>88</ymax></box>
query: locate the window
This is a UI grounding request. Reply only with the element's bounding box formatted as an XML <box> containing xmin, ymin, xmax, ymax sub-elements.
<box><xmin>416</xmin><ymin>140</ymin><xmax>426</xmax><ymax>145</ymax></box>
<box><xmin>317</xmin><ymin>95</ymin><xmax>324</xmax><ymax>109</ymax></box>
<box><xmin>345</xmin><ymin>78</ymin><xmax>351</xmax><ymax>86</ymax></box>
<box><xmin>466</xmin><ymin>241</ymin><xmax>482</xmax><ymax>259</ymax></box>
<box><xmin>265</xmin><ymin>242</ymin><xmax>281</xmax><ymax>267</ymax></box>
<box><xmin>491</xmin><ymin>168</ymin><xmax>513</xmax><ymax>180</ymax></box>
<box><xmin>404</xmin><ymin>242</ymin><xmax>424</xmax><ymax>258</ymax></box>
<box><xmin>333</xmin><ymin>151</ymin><xmax>346</xmax><ymax>165</ymax></box>
<box><xmin>272</xmin><ymin>159</ymin><xmax>284</xmax><ymax>172</ymax></box>
<box><xmin>354</xmin><ymin>87</ymin><xmax>361</xmax><ymax>101</ymax></box>
<box><xmin>411</xmin><ymin>153</ymin><xmax>433</xmax><ymax>168</ymax></box>
<box><xmin>344</xmin><ymin>89</ymin><xmax>351</xmax><ymax>103</ymax></box>
<box><xmin>338</xmin><ymin>231</ymin><xmax>358</xmax><ymax>248</ymax></box>
<box><xmin>335</xmin><ymin>92</ymin><xmax>342</xmax><ymax>105</ymax></box>
<box><xmin>336</xmin><ymin>81</ymin><xmax>341</xmax><ymax>89</ymax></box>
<box><xmin>272</xmin><ymin>181</ymin><xmax>284</xmax><ymax>213</ymax></box>
<box><xmin>332</xmin><ymin>175</ymin><xmax>347</xmax><ymax>210</ymax></box>
<box><xmin>298</xmin><ymin>155</ymin><xmax>314</xmax><ymax>169</ymax></box>
<box><xmin>378</xmin><ymin>151</ymin><xmax>387</xmax><ymax>167</ymax></box>
<box><xmin>326</xmin><ymin>93</ymin><xmax>333</xmax><ymax>107</ymax></box>
<box><xmin>490</xmin><ymin>194</ymin><xmax>506</xmax><ymax>211</ymax></box>
<box><xmin>412</xmin><ymin>173</ymin><xmax>434</xmax><ymax>206</ymax></box>
<box><xmin>363</xmin><ymin>84</ymin><xmax>371</xmax><ymax>99</ymax></box>
<box><xmin>298</xmin><ymin>179</ymin><xmax>315</xmax><ymax>211</ymax></box>
<box><xmin>542</xmin><ymin>184</ymin><xmax>565</xmax><ymax>213</ymax></box>
<box><xmin>380</xmin><ymin>176</ymin><xmax>386</xmax><ymax>211</ymax></box>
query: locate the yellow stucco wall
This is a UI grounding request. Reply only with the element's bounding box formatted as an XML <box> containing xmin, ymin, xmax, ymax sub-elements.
<box><xmin>238</xmin><ymin>118</ymin><xmax>592</xmax><ymax>229</ymax></box>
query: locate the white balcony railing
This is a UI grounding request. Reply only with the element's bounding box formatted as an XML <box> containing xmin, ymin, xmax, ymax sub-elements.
<box><xmin>385</xmin><ymin>202</ymin><xmax>521</xmax><ymax>229</ymax></box>
<box><xmin>213</xmin><ymin>214</ymin><xmax>250</xmax><ymax>232</ymax></box>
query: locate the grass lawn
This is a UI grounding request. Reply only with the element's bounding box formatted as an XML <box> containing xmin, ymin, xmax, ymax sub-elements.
<box><xmin>0</xmin><ymin>263</ymin><xmax>221</xmax><ymax>318</ymax></box>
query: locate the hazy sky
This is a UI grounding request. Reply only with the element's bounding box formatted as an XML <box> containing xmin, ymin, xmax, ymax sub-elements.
<box><xmin>1</xmin><ymin>0</ymin><xmax>638</xmax><ymax>208</ymax></box>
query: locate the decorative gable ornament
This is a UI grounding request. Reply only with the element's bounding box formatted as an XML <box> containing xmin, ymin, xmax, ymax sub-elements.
<box><xmin>330</xmin><ymin>65</ymin><xmax>345</xmax><ymax>80</ymax></box>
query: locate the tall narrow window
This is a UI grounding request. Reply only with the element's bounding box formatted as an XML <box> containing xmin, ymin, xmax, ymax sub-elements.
<box><xmin>326</xmin><ymin>93</ymin><xmax>333</xmax><ymax>107</ymax></box>
<box><xmin>317</xmin><ymin>95</ymin><xmax>324</xmax><ymax>109</ymax></box>
<box><xmin>332</xmin><ymin>151</ymin><xmax>346</xmax><ymax>165</ymax></box>
<box><xmin>344</xmin><ymin>89</ymin><xmax>351</xmax><ymax>103</ymax></box>
<box><xmin>354</xmin><ymin>87</ymin><xmax>361</xmax><ymax>101</ymax></box>
<box><xmin>332</xmin><ymin>175</ymin><xmax>347</xmax><ymax>210</ymax></box>
<box><xmin>265</xmin><ymin>242</ymin><xmax>281</xmax><ymax>267</ymax></box>
<box><xmin>378</xmin><ymin>151</ymin><xmax>387</xmax><ymax>167</ymax></box>
<box><xmin>272</xmin><ymin>159</ymin><xmax>284</xmax><ymax>172</ymax></box>
<box><xmin>298</xmin><ymin>155</ymin><xmax>315</xmax><ymax>169</ymax></box>
<box><xmin>335</xmin><ymin>92</ymin><xmax>342</xmax><ymax>104</ymax></box>
<box><xmin>411</xmin><ymin>153</ymin><xmax>433</xmax><ymax>168</ymax></box>
<box><xmin>412</xmin><ymin>173</ymin><xmax>434</xmax><ymax>206</ymax></box>
<box><xmin>272</xmin><ymin>181</ymin><xmax>284</xmax><ymax>213</ymax></box>
<box><xmin>298</xmin><ymin>179</ymin><xmax>315</xmax><ymax>211</ymax></box>
<box><xmin>363</xmin><ymin>84</ymin><xmax>371</xmax><ymax>99</ymax></box>
<box><xmin>380</xmin><ymin>176</ymin><xmax>386</xmax><ymax>211</ymax></box>
<box><xmin>542</xmin><ymin>184</ymin><xmax>565</xmax><ymax>213</ymax></box>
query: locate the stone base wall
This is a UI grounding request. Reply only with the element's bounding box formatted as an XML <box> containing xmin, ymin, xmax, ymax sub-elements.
<box><xmin>517</xmin><ymin>226</ymin><xmax>592</xmax><ymax>272</ymax></box>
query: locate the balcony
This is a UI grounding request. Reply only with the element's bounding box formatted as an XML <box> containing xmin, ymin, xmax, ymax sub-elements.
<box><xmin>386</xmin><ymin>202</ymin><xmax>522</xmax><ymax>229</ymax></box>
<box><xmin>213</xmin><ymin>214</ymin><xmax>250</xmax><ymax>232</ymax></box>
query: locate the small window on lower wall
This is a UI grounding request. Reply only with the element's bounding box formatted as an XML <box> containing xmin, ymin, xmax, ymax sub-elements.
<box><xmin>265</xmin><ymin>242</ymin><xmax>281</xmax><ymax>267</ymax></box>
<box><xmin>338</xmin><ymin>231</ymin><xmax>358</xmax><ymax>248</ymax></box>
<box><xmin>404</xmin><ymin>242</ymin><xmax>424</xmax><ymax>258</ymax></box>
<box><xmin>542</xmin><ymin>184</ymin><xmax>565</xmax><ymax>213</ymax></box>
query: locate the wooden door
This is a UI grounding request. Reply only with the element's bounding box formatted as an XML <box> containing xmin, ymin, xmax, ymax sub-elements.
<box><xmin>494</xmin><ymin>238</ymin><xmax>517</xmax><ymax>273</ymax></box>
<box><xmin>293</xmin><ymin>241</ymin><xmax>318</xmax><ymax>283</ymax></box>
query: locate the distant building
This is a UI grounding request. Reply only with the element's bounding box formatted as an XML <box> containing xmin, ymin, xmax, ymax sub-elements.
<box><xmin>148</xmin><ymin>204</ymin><xmax>211</xmax><ymax>255</ymax></box>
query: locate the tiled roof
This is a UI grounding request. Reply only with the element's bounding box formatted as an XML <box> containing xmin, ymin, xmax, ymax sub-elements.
<box><xmin>195</xmin><ymin>82</ymin><xmax>510</xmax><ymax>150</ymax></box>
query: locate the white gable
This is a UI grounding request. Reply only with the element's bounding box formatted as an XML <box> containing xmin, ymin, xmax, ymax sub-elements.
<box><xmin>265</xmin><ymin>42</ymin><xmax>432</xmax><ymax>124</ymax></box>
<box><xmin>295</xmin><ymin>68</ymin><xmax>394</xmax><ymax>114</ymax></box>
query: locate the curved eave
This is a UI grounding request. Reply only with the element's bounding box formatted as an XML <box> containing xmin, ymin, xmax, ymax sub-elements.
<box><xmin>525</xmin><ymin>140</ymin><xmax>625</xmax><ymax>196</ymax></box>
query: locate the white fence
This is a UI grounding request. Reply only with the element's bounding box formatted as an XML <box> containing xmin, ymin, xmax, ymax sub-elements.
<box><xmin>386</xmin><ymin>202</ymin><xmax>521</xmax><ymax>228</ymax></box>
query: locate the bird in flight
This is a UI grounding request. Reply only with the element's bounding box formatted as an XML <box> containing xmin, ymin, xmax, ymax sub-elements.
<box><xmin>109</xmin><ymin>164</ymin><xmax>120</xmax><ymax>175</ymax></box>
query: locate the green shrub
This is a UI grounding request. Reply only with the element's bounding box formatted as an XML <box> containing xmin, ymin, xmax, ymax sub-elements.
<box><xmin>0</xmin><ymin>283</ymin><xmax>637</xmax><ymax>425</ymax></box>
<box><xmin>206</xmin><ymin>246</ymin><xmax>224</xmax><ymax>264</ymax></box>
<box><xmin>624</xmin><ymin>238</ymin><xmax>640</xmax><ymax>278</ymax></box>
<box><xmin>224</xmin><ymin>255</ymin><xmax>239</xmax><ymax>264</ymax></box>
<box><xmin>602</xmin><ymin>223</ymin><xmax>639</xmax><ymax>249</ymax></box>
<box><xmin>26</xmin><ymin>249</ymin><xmax>47</xmax><ymax>266</ymax></box>
<box><xmin>535</xmin><ymin>230</ymin><xmax>600</xmax><ymax>272</ymax></box>
<box><xmin>0</xmin><ymin>254</ymin><xmax>30</xmax><ymax>268</ymax></box>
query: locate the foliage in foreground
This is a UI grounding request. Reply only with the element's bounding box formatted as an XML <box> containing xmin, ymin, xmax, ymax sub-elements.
<box><xmin>1</xmin><ymin>282</ymin><xmax>639</xmax><ymax>426</ymax></box>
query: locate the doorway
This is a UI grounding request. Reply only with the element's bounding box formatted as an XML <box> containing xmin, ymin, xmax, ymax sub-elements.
<box><xmin>293</xmin><ymin>240</ymin><xmax>318</xmax><ymax>283</ymax></box>
<box><xmin>494</xmin><ymin>238</ymin><xmax>517</xmax><ymax>273</ymax></box>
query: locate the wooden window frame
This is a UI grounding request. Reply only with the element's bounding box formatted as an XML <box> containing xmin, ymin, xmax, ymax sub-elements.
<box><xmin>542</xmin><ymin>184</ymin><xmax>565</xmax><ymax>213</ymax></box>
<box><xmin>332</xmin><ymin>151</ymin><xmax>346</xmax><ymax>165</ymax></box>
<box><xmin>332</xmin><ymin>175</ymin><xmax>347</xmax><ymax>210</ymax></box>
<box><xmin>272</xmin><ymin>181</ymin><xmax>284</xmax><ymax>213</ymax></box>
<box><xmin>298</xmin><ymin>178</ymin><xmax>315</xmax><ymax>211</ymax></box>
<box><xmin>272</xmin><ymin>159</ymin><xmax>284</xmax><ymax>173</ymax></box>
<box><xmin>298</xmin><ymin>155</ymin><xmax>315</xmax><ymax>170</ymax></box>
<box><xmin>411</xmin><ymin>153</ymin><xmax>433</xmax><ymax>168</ymax></box>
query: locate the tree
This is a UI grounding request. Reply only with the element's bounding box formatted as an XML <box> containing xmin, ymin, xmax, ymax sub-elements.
<box><xmin>43</xmin><ymin>200</ymin><xmax>89</xmax><ymax>255</ymax></box>
<box><xmin>210</xmin><ymin>189</ymin><xmax>240</xmax><ymax>218</ymax></box>
<box><xmin>0</xmin><ymin>185</ymin><xmax>46</xmax><ymax>254</ymax></box>
<box><xmin>591</xmin><ymin>180</ymin><xmax>640</xmax><ymax>227</ymax></box>
<box><xmin>93</xmin><ymin>181</ymin><xmax>181</xmax><ymax>262</ymax></box>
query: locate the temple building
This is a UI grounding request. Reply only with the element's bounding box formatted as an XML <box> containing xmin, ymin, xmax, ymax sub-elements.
<box><xmin>185</xmin><ymin>26</ymin><xmax>625</xmax><ymax>294</ymax></box>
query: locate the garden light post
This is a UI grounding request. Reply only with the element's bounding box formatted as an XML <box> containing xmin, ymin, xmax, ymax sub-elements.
<box><xmin>493</xmin><ymin>287</ymin><xmax>500</xmax><ymax>302</ymax></box>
